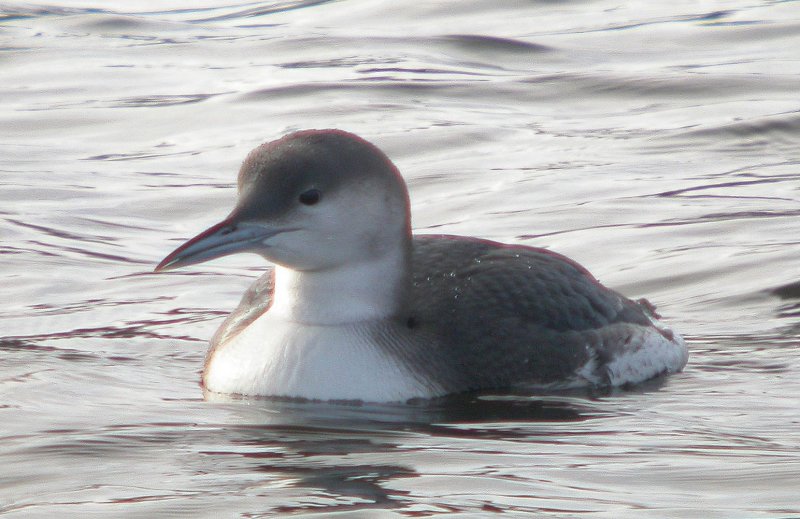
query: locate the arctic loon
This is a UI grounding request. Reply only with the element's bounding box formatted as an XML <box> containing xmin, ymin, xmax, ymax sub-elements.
<box><xmin>156</xmin><ymin>129</ymin><xmax>688</xmax><ymax>402</ymax></box>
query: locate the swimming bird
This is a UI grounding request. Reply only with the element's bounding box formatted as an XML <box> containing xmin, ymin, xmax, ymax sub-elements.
<box><xmin>156</xmin><ymin>129</ymin><xmax>688</xmax><ymax>402</ymax></box>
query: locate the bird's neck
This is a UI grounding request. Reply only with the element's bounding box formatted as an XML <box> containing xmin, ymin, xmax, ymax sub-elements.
<box><xmin>269</xmin><ymin>245</ymin><xmax>411</xmax><ymax>326</ymax></box>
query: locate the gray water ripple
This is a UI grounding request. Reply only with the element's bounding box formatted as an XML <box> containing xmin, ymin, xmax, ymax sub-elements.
<box><xmin>2</xmin><ymin>0</ymin><xmax>800</xmax><ymax>516</ymax></box>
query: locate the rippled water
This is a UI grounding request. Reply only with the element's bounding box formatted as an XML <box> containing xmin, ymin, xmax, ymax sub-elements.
<box><xmin>2</xmin><ymin>0</ymin><xmax>799</xmax><ymax>516</ymax></box>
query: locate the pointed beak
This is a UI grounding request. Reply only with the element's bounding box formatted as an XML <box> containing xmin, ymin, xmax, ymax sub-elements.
<box><xmin>155</xmin><ymin>217</ymin><xmax>283</xmax><ymax>272</ymax></box>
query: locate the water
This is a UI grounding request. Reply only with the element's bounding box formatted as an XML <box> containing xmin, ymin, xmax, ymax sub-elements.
<box><xmin>1</xmin><ymin>0</ymin><xmax>799</xmax><ymax>516</ymax></box>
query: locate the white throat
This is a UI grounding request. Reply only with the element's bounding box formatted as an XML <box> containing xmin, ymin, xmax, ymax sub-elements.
<box><xmin>269</xmin><ymin>248</ymin><xmax>410</xmax><ymax>325</ymax></box>
<box><xmin>202</xmin><ymin>243</ymin><xmax>436</xmax><ymax>402</ymax></box>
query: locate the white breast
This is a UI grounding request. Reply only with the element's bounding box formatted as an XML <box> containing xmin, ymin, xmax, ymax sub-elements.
<box><xmin>202</xmin><ymin>313</ymin><xmax>441</xmax><ymax>402</ymax></box>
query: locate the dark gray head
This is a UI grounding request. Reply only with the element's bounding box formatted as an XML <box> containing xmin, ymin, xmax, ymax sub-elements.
<box><xmin>156</xmin><ymin>130</ymin><xmax>412</xmax><ymax>272</ymax></box>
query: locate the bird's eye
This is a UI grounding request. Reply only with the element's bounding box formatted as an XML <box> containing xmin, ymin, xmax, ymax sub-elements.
<box><xmin>298</xmin><ymin>189</ymin><xmax>321</xmax><ymax>206</ymax></box>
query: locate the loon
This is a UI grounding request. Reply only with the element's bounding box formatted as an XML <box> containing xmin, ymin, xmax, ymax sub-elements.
<box><xmin>156</xmin><ymin>129</ymin><xmax>688</xmax><ymax>402</ymax></box>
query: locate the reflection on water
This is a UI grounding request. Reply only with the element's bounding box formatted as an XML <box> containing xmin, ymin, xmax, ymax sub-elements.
<box><xmin>1</xmin><ymin>0</ymin><xmax>799</xmax><ymax>516</ymax></box>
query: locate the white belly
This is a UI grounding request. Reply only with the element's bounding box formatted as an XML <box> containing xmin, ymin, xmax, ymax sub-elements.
<box><xmin>202</xmin><ymin>313</ymin><xmax>440</xmax><ymax>402</ymax></box>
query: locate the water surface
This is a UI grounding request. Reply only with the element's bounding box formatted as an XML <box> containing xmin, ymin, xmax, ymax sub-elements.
<box><xmin>1</xmin><ymin>0</ymin><xmax>799</xmax><ymax>516</ymax></box>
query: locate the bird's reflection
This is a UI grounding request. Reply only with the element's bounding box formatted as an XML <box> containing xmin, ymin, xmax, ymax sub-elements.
<box><xmin>194</xmin><ymin>383</ymin><xmax>670</xmax><ymax>514</ymax></box>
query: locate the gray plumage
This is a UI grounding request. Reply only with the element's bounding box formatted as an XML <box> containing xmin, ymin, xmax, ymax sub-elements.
<box><xmin>158</xmin><ymin>129</ymin><xmax>687</xmax><ymax>400</ymax></box>
<box><xmin>210</xmin><ymin>233</ymin><xmax>670</xmax><ymax>393</ymax></box>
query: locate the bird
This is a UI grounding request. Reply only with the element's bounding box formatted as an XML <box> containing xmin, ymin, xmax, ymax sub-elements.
<box><xmin>155</xmin><ymin>129</ymin><xmax>688</xmax><ymax>403</ymax></box>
